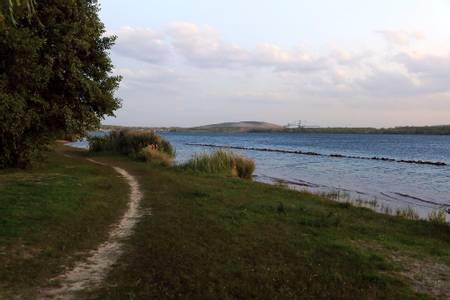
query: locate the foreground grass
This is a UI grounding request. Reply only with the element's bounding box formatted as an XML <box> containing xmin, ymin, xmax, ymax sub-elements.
<box><xmin>84</xmin><ymin>153</ymin><xmax>449</xmax><ymax>299</ymax></box>
<box><xmin>0</xmin><ymin>145</ymin><xmax>129</xmax><ymax>299</ymax></box>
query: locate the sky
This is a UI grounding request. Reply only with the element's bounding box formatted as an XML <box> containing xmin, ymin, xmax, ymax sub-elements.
<box><xmin>99</xmin><ymin>0</ymin><xmax>450</xmax><ymax>127</ymax></box>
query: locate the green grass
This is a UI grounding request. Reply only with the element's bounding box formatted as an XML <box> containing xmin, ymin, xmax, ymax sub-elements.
<box><xmin>1</xmin><ymin>147</ymin><xmax>449</xmax><ymax>299</ymax></box>
<box><xmin>83</xmin><ymin>153</ymin><xmax>449</xmax><ymax>299</ymax></box>
<box><xmin>0</xmin><ymin>145</ymin><xmax>129</xmax><ymax>299</ymax></box>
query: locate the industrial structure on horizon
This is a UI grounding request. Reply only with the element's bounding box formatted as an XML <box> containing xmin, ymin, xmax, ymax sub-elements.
<box><xmin>285</xmin><ymin>120</ymin><xmax>321</xmax><ymax>129</ymax></box>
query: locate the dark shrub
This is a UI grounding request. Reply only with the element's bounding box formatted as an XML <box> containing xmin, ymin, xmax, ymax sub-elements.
<box><xmin>89</xmin><ymin>130</ymin><xmax>174</xmax><ymax>158</ymax></box>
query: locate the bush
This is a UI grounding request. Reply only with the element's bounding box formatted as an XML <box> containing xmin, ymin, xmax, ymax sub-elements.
<box><xmin>427</xmin><ymin>210</ymin><xmax>447</xmax><ymax>225</ymax></box>
<box><xmin>183</xmin><ymin>150</ymin><xmax>255</xmax><ymax>179</ymax></box>
<box><xmin>137</xmin><ymin>145</ymin><xmax>173</xmax><ymax>167</ymax></box>
<box><xmin>89</xmin><ymin>130</ymin><xmax>174</xmax><ymax>158</ymax></box>
<box><xmin>235</xmin><ymin>156</ymin><xmax>256</xmax><ymax>179</ymax></box>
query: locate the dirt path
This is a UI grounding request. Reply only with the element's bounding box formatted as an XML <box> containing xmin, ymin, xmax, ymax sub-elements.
<box><xmin>39</xmin><ymin>159</ymin><xmax>144</xmax><ymax>299</ymax></box>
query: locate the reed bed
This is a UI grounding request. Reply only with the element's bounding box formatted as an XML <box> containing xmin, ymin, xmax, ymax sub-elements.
<box><xmin>137</xmin><ymin>145</ymin><xmax>174</xmax><ymax>167</ymax></box>
<box><xmin>183</xmin><ymin>150</ymin><xmax>255</xmax><ymax>179</ymax></box>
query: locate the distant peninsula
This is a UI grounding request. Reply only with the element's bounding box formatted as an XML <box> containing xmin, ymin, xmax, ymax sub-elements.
<box><xmin>102</xmin><ymin>122</ymin><xmax>450</xmax><ymax>135</ymax></box>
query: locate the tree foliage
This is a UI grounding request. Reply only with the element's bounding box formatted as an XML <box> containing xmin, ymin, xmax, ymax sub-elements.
<box><xmin>0</xmin><ymin>0</ymin><xmax>37</xmax><ymax>24</ymax></box>
<box><xmin>0</xmin><ymin>0</ymin><xmax>121</xmax><ymax>168</ymax></box>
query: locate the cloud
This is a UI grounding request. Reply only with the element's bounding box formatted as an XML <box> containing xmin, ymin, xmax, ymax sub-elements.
<box><xmin>110</xmin><ymin>23</ymin><xmax>450</xmax><ymax>113</ymax></box>
<box><xmin>112</xmin><ymin>22</ymin><xmax>327</xmax><ymax>72</ymax></box>
<box><xmin>112</xmin><ymin>27</ymin><xmax>171</xmax><ymax>64</ymax></box>
<box><xmin>251</xmin><ymin>44</ymin><xmax>326</xmax><ymax>72</ymax></box>
<box><xmin>165</xmin><ymin>22</ymin><xmax>249</xmax><ymax>68</ymax></box>
<box><xmin>356</xmin><ymin>67</ymin><xmax>420</xmax><ymax>96</ymax></box>
<box><xmin>376</xmin><ymin>30</ymin><xmax>425</xmax><ymax>45</ymax></box>
<box><xmin>393</xmin><ymin>52</ymin><xmax>450</xmax><ymax>94</ymax></box>
<box><xmin>395</xmin><ymin>52</ymin><xmax>450</xmax><ymax>77</ymax></box>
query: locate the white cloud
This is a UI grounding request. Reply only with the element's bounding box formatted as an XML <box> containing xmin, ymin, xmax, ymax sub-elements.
<box><xmin>112</xmin><ymin>27</ymin><xmax>171</xmax><ymax>64</ymax></box>
<box><xmin>109</xmin><ymin>23</ymin><xmax>450</xmax><ymax>126</ymax></box>
<box><xmin>395</xmin><ymin>52</ymin><xmax>450</xmax><ymax>77</ymax></box>
<box><xmin>357</xmin><ymin>67</ymin><xmax>421</xmax><ymax>97</ymax></box>
<box><xmin>166</xmin><ymin>22</ymin><xmax>249</xmax><ymax>68</ymax></box>
<box><xmin>112</xmin><ymin>22</ymin><xmax>327</xmax><ymax>72</ymax></box>
<box><xmin>376</xmin><ymin>30</ymin><xmax>425</xmax><ymax>45</ymax></box>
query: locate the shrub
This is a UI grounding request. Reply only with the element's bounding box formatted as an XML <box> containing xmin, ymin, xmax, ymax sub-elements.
<box><xmin>427</xmin><ymin>210</ymin><xmax>447</xmax><ymax>225</ymax></box>
<box><xmin>235</xmin><ymin>156</ymin><xmax>256</xmax><ymax>179</ymax></box>
<box><xmin>137</xmin><ymin>145</ymin><xmax>173</xmax><ymax>167</ymax></box>
<box><xmin>89</xmin><ymin>130</ymin><xmax>174</xmax><ymax>158</ymax></box>
<box><xmin>183</xmin><ymin>150</ymin><xmax>255</xmax><ymax>179</ymax></box>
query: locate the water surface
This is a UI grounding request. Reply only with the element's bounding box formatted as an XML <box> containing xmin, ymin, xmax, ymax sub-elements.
<box><xmin>160</xmin><ymin>132</ymin><xmax>450</xmax><ymax>218</ymax></box>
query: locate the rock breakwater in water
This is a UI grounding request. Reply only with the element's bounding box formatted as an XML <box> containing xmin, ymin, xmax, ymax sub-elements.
<box><xmin>186</xmin><ymin>143</ymin><xmax>447</xmax><ymax>167</ymax></box>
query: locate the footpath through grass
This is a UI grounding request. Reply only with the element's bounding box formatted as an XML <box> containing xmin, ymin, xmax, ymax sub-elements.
<box><xmin>85</xmin><ymin>152</ymin><xmax>449</xmax><ymax>299</ymax></box>
<box><xmin>0</xmin><ymin>145</ymin><xmax>129</xmax><ymax>299</ymax></box>
<box><xmin>1</xmin><ymin>146</ymin><xmax>449</xmax><ymax>299</ymax></box>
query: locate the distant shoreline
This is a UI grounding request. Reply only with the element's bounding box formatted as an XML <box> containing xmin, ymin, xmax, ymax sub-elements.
<box><xmin>102</xmin><ymin>124</ymin><xmax>450</xmax><ymax>135</ymax></box>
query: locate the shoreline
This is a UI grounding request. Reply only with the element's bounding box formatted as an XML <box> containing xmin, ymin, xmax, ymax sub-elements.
<box><xmin>255</xmin><ymin>174</ymin><xmax>450</xmax><ymax>222</ymax></box>
<box><xmin>66</xmin><ymin>138</ymin><xmax>450</xmax><ymax>221</ymax></box>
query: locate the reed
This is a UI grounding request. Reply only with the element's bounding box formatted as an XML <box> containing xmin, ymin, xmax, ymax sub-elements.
<box><xmin>427</xmin><ymin>209</ymin><xmax>447</xmax><ymax>225</ymax></box>
<box><xmin>137</xmin><ymin>145</ymin><xmax>173</xmax><ymax>167</ymax></box>
<box><xmin>183</xmin><ymin>150</ymin><xmax>255</xmax><ymax>179</ymax></box>
<box><xmin>395</xmin><ymin>207</ymin><xmax>420</xmax><ymax>220</ymax></box>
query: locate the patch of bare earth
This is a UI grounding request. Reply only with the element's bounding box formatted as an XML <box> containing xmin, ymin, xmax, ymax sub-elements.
<box><xmin>39</xmin><ymin>162</ymin><xmax>144</xmax><ymax>300</ymax></box>
<box><xmin>352</xmin><ymin>240</ymin><xmax>450</xmax><ymax>299</ymax></box>
<box><xmin>390</xmin><ymin>254</ymin><xmax>450</xmax><ymax>299</ymax></box>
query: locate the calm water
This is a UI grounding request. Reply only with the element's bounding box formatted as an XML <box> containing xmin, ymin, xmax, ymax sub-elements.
<box><xmin>160</xmin><ymin>132</ymin><xmax>450</xmax><ymax>218</ymax></box>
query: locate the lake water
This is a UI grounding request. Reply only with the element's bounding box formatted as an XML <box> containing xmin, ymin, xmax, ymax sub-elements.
<box><xmin>160</xmin><ymin>132</ymin><xmax>450</xmax><ymax>219</ymax></box>
<box><xmin>70</xmin><ymin>131</ymin><xmax>450</xmax><ymax>219</ymax></box>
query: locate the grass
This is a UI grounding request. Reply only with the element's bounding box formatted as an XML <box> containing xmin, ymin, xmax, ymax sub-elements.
<box><xmin>82</xmin><ymin>152</ymin><xmax>449</xmax><ymax>299</ymax></box>
<box><xmin>428</xmin><ymin>209</ymin><xmax>447</xmax><ymax>225</ymax></box>
<box><xmin>182</xmin><ymin>150</ymin><xmax>255</xmax><ymax>179</ymax></box>
<box><xmin>0</xmin><ymin>145</ymin><xmax>129</xmax><ymax>299</ymax></box>
<box><xmin>2</xmin><ymin>146</ymin><xmax>449</xmax><ymax>299</ymax></box>
<box><xmin>396</xmin><ymin>207</ymin><xmax>420</xmax><ymax>221</ymax></box>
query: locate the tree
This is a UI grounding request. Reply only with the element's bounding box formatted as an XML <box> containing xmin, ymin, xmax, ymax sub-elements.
<box><xmin>0</xmin><ymin>0</ymin><xmax>37</xmax><ymax>24</ymax></box>
<box><xmin>0</xmin><ymin>0</ymin><xmax>121</xmax><ymax>168</ymax></box>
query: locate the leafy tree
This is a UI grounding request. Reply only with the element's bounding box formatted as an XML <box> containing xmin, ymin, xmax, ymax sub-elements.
<box><xmin>0</xmin><ymin>0</ymin><xmax>121</xmax><ymax>168</ymax></box>
<box><xmin>0</xmin><ymin>0</ymin><xmax>37</xmax><ymax>24</ymax></box>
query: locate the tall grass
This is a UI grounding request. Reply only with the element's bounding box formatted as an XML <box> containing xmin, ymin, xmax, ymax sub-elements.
<box><xmin>137</xmin><ymin>145</ymin><xmax>174</xmax><ymax>167</ymax></box>
<box><xmin>183</xmin><ymin>150</ymin><xmax>255</xmax><ymax>179</ymax></box>
<box><xmin>395</xmin><ymin>207</ymin><xmax>420</xmax><ymax>220</ymax></box>
<box><xmin>89</xmin><ymin>130</ymin><xmax>174</xmax><ymax>158</ymax></box>
<box><xmin>427</xmin><ymin>210</ymin><xmax>447</xmax><ymax>225</ymax></box>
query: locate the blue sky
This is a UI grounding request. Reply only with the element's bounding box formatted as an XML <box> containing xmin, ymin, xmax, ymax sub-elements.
<box><xmin>99</xmin><ymin>0</ymin><xmax>450</xmax><ymax>127</ymax></box>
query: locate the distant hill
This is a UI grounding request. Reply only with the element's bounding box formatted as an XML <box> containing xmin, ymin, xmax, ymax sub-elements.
<box><xmin>101</xmin><ymin>123</ymin><xmax>450</xmax><ymax>135</ymax></box>
<box><xmin>188</xmin><ymin>121</ymin><xmax>283</xmax><ymax>132</ymax></box>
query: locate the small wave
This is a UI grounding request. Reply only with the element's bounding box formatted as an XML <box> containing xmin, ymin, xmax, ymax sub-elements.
<box><xmin>393</xmin><ymin>192</ymin><xmax>449</xmax><ymax>207</ymax></box>
<box><xmin>186</xmin><ymin>143</ymin><xmax>448</xmax><ymax>167</ymax></box>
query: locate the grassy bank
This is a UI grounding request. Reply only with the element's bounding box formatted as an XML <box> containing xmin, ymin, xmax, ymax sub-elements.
<box><xmin>0</xmin><ymin>145</ymin><xmax>129</xmax><ymax>299</ymax></box>
<box><xmin>1</xmin><ymin>146</ymin><xmax>449</xmax><ymax>299</ymax></box>
<box><xmin>82</xmin><ymin>152</ymin><xmax>449</xmax><ymax>299</ymax></box>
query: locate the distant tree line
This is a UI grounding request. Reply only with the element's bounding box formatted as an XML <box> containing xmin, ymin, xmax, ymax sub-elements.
<box><xmin>0</xmin><ymin>0</ymin><xmax>121</xmax><ymax>168</ymax></box>
<box><xmin>283</xmin><ymin>125</ymin><xmax>450</xmax><ymax>135</ymax></box>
